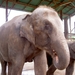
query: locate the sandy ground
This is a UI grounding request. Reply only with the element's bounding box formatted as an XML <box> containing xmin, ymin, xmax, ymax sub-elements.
<box><xmin>0</xmin><ymin>61</ymin><xmax>75</xmax><ymax>75</ymax></box>
<box><xmin>23</xmin><ymin>61</ymin><xmax>75</xmax><ymax>75</ymax></box>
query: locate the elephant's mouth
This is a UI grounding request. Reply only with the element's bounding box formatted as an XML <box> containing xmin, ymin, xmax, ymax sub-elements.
<box><xmin>52</xmin><ymin>49</ymin><xmax>59</xmax><ymax>64</ymax></box>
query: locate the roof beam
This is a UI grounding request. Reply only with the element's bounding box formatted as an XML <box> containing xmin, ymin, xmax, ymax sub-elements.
<box><xmin>48</xmin><ymin>0</ymin><xmax>53</xmax><ymax>6</ymax></box>
<box><xmin>0</xmin><ymin>0</ymin><xmax>5</xmax><ymax>7</ymax></box>
<box><xmin>70</xmin><ymin>2</ymin><xmax>75</xmax><ymax>8</ymax></box>
<box><xmin>70</xmin><ymin>10</ymin><xmax>75</xmax><ymax>16</ymax></box>
<box><xmin>53</xmin><ymin>0</ymin><xmax>74</xmax><ymax>9</ymax></box>
<box><xmin>64</xmin><ymin>7</ymin><xmax>73</xmax><ymax>14</ymax></box>
<box><xmin>22</xmin><ymin>0</ymin><xmax>32</xmax><ymax>10</ymax></box>
<box><xmin>7</xmin><ymin>0</ymin><xmax>37</xmax><ymax>9</ymax></box>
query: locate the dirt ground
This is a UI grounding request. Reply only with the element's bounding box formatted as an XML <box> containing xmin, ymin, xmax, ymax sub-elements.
<box><xmin>54</xmin><ymin>61</ymin><xmax>75</xmax><ymax>75</ymax></box>
<box><xmin>0</xmin><ymin>61</ymin><xmax>75</xmax><ymax>75</ymax></box>
<box><xmin>23</xmin><ymin>61</ymin><xmax>75</xmax><ymax>75</ymax></box>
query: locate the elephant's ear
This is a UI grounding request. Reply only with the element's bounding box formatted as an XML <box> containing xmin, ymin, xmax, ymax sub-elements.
<box><xmin>20</xmin><ymin>14</ymin><xmax>35</xmax><ymax>45</ymax></box>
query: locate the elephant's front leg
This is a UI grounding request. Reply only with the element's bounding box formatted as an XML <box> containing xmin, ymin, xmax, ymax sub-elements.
<box><xmin>66</xmin><ymin>58</ymin><xmax>74</xmax><ymax>75</ymax></box>
<box><xmin>1</xmin><ymin>61</ymin><xmax>7</xmax><ymax>75</ymax></box>
<box><xmin>34</xmin><ymin>50</ymin><xmax>47</xmax><ymax>75</ymax></box>
<box><xmin>8</xmin><ymin>56</ymin><xmax>25</xmax><ymax>75</ymax></box>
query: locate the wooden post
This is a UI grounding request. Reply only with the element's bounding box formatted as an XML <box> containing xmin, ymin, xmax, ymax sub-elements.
<box><xmin>74</xmin><ymin>22</ymin><xmax>75</xmax><ymax>33</ymax></box>
<box><xmin>60</xmin><ymin>10</ymin><xmax>63</xmax><ymax>20</ymax></box>
<box><xmin>64</xmin><ymin>18</ymin><xmax>68</xmax><ymax>39</ymax></box>
<box><xmin>69</xmin><ymin>16</ymin><xmax>71</xmax><ymax>38</ymax></box>
<box><xmin>6</xmin><ymin>0</ymin><xmax>8</xmax><ymax>22</ymax></box>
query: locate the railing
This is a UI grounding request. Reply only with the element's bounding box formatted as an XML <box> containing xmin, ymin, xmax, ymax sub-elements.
<box><xmin>68</xmin><ymin>33</ymin><xmax>75</xmax><ymax>40</ymax></box>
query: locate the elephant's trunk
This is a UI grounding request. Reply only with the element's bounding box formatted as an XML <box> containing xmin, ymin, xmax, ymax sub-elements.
<box><xmin>50</xmin><ymin>36</ymin><xmax>70</xmax><ymax>70</ymax></box>
<box><xmin>52</xmin><ymin>40</ymin><xmax>70</xmax><ymax>70</ymax></box>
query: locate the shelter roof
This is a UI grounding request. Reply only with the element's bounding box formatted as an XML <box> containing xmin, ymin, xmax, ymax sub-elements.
<box><xmin>0</xmin><ymin>0</ymin><xmax>75</xmax><ymax>19</ymax></box>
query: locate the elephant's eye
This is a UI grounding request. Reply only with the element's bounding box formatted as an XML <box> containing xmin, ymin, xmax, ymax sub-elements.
<box><xmin>44</xmin><ymin>20</ymin><xmax>53</xmax><ymax>33</ymax></box>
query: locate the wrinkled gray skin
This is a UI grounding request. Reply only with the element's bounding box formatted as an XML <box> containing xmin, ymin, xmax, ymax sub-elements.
<box><xmin>0</xmin><ymin>6</ymin><xmax>70</xmax><ymax>75</ymax></box>
<box><xmin>46</xmin><ymin>41</ymin><xmax>75</xmax><ymax>75</ymax></box>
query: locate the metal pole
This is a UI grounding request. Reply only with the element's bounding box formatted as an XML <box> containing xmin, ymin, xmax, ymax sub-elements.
<box><xmin>69</xmin><ymin>16</ymin><xmax>71</xmax><ymax>38</ymax></box>
<box><xmin>6</xmin><ymin>0</ymin><xmax>8</xmax><ymax>22</ymax></box>
<box><xmin>74</xmin><ymin>22</ymin><xmax>75</xmax><ymax>33</ymax></box>
<box><xmin>64</xmin><ymin>18</ymin><xmax>68</xmax><ymax>39</ymax></box>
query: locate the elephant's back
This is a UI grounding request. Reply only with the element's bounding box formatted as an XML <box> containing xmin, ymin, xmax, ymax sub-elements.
<box><xmin>0</xmin><ymin>13</ymin><xmax>31</xmax><ymax>29</ymax></box>
<box><xmin>0</xmin><ymin>13</ymin><xmax>30</xmax><ymax>37</ymax></box>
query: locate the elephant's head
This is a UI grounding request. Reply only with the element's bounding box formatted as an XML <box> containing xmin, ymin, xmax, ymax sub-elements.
<box><xmin>20</xmin><ymin>6</ymin><xmax>70</xmax><ymax>70</ymax></box>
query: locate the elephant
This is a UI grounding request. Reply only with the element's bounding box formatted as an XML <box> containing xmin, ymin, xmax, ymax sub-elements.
<box><xmin>46</xmin><ymin>41</ymin><xmax>75</xmax><ymax>75</ymax></box>
<box><xmin>0</xmin><ymin>5</ymin><xmax>70</xmax><ymax>75</ymax></box>
<box><xmin>0</xmin><ymin>54</ymin><xmax>7</xmax><ymax>75</ymax></box>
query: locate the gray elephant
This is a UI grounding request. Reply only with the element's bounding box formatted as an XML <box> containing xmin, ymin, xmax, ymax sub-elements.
<box><xmin>66</xmin><ymin>41</ymin><xmax>75</xmax><ymax>75</ymax></box>
<box><xmin>0</xmin><ymin>6</ymin><xmax>70</xmax><ymax>75</ymax></box>
<box><xmin>46</xmin><ymin>41</ymin><xmax>75</xmax><ymax>75</ymax></box>
<box><xmin>0</xmin><ymin>54</ymin><xmax>7</xmax><ymax>75</ymax></box>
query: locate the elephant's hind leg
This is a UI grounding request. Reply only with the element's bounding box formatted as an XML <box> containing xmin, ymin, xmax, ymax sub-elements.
<box><xmin>66</xmin><ymin>58</ymin><xmax>74</xmax><ymax>75</ymax></box>
<box><xmin>8</xmin><ymin>57</ymin><xmax>25</xmax><ymax>75</ymax></box>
